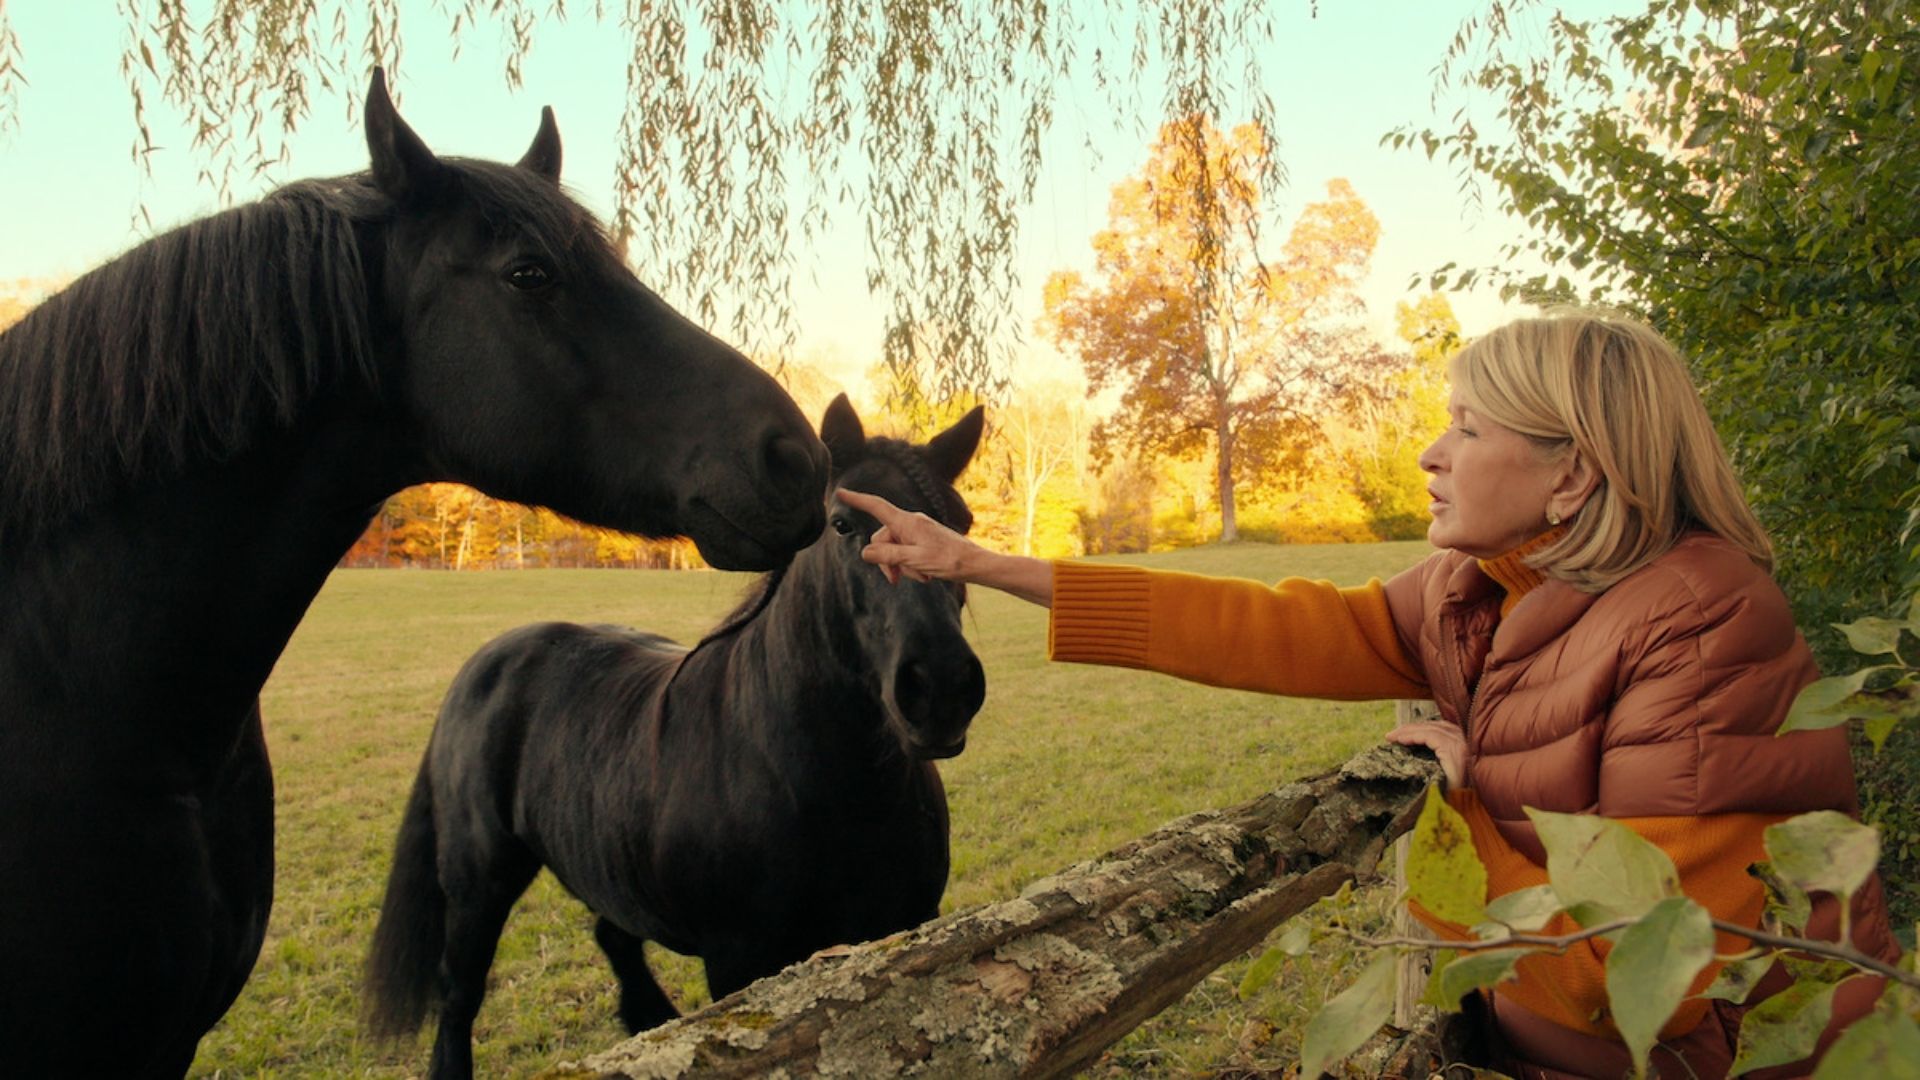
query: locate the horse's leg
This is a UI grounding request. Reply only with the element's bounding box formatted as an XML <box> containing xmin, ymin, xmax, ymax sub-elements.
<box><xmin>700</xmin><ymin>943</ymin><xmax>798</xmax><ymax>1004</ymax></box>
<box><xmin>592</xmin><ymin>918</ymin><xmax>680</xmax><ymax>1033</ymax></box>
<box><xmin>180</xmin><ymin>704</ymin><xmax>277</xmax><ymax>1062</ymax></box>
<box><xmin>0</xmin><ymin>705</ymin><xmax>274</xmax><ymax>1079</ymax></box>
<box><xmin>425</xmin><ymin>846</ymin><xmax>538</xmax><ymax>1080</ymax></box>
<box><xmin>130</xmin><ymin>710</ymin><xmax>276</xmax><ymax>1077</ymax></box>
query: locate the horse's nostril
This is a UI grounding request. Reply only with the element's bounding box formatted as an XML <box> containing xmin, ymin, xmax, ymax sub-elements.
<box><xmin>761</xmin><ymin>433</ymin><xmax>819</xmax><ymax>505</ymax></box>
<box><xmin>894</xmin><ymin>659</ymin><xmax>930</xmax><ymax>708</ymax></box>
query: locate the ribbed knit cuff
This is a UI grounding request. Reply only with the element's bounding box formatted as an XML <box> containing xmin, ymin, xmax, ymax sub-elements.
<box><xmin>1047</xmin><ymin>562</ymin><xmax>1152</xmax><ymax>667</ymax></box>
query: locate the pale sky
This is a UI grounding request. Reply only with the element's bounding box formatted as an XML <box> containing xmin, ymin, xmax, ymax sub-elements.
<box><xmin>0</xmin><ymin>2</ymin><xmax>1630</xmax><ymax>392</ymax></box>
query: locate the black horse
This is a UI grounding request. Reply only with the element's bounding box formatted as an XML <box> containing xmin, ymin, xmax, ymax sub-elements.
<box><xmin>363</xmin><ymin>395</ymin><xmax>987</xmax><ymax>1079</ymax></box>
<box><xmin>0</xmin><ymin>71</ymin><xmax>828</xmax><ymax>1077</ymax></box>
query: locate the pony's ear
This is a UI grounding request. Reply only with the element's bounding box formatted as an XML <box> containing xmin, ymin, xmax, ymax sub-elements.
<box><xmin>365</xmin><ymin>67</ymin><xmax>444</xmax><ymax>204</ymax></box>
<box><xmin>819</xmin><ymin>393</ymin><xmax>865</xmax><ymax>470</ymax></box>
<box><xmin>925</xmin><ymin>405</ymin><xmax>985</xmax><ymax>483</ymax></box>
<box><xmin>517</xmin><ymin>105</ymin><xmax>562</xmax><ymax>183</ymax></box>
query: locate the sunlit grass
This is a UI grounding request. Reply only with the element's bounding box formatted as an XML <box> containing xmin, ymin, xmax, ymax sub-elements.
<box><xmin>191</xmin><ymin>540</ymin><xmax>1433</xmax><ymax>1078</ymax></box>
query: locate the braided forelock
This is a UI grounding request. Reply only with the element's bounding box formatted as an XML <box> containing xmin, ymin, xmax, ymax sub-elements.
<box><xmin>865</xmin><ymin>436</ymin><xmax>972</xmax><ymax>536</ymax></box>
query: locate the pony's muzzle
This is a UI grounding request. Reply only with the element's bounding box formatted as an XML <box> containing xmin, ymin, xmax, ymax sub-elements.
<box><xmin>889</xmin><ymin>652</ymin><xmax>986</xmax><ymax>759</ymax></box>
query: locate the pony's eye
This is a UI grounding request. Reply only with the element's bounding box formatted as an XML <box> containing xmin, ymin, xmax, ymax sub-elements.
<box><xmin>830</xmin><ymin>516</ymin><xmax>856</xmax><ymax>536</ymax></box>
<box><xmin>506</xmin><ymin>261</ymin><xmax>555</xmax><ymax>291</ymax></box>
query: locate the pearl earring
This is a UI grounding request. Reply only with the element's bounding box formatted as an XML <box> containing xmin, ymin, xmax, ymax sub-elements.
<box><xmin>1547</xmin><ymin>509</ymin><xmax>1563</xmax><ymax>526</ymax></box>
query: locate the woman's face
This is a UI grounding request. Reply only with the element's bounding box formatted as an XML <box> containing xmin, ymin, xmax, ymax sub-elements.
<box><xmin>1418</xmin><ymin>390</ymin><xmax>1564</xmax><ymax>558</ymax></box>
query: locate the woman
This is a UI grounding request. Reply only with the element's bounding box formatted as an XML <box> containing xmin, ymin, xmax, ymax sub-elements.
<box><xmin>838</xmin><ymin>313</ymin><xmax>1898</xmax><ymax>1079</ymax></box>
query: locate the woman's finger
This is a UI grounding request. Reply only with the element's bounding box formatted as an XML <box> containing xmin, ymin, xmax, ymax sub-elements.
<box><xmin>836</xmin><ymin>488</ymin><xmax>906</xmax><ymax>528</ymax></box>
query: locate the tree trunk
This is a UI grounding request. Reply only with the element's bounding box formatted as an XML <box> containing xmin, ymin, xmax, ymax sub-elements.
<box><xmin>1216</xmin><ymin>420</ymin><xmax>1238</xmax><ymax>544</ymax></box>
<box><xmin>547</xmin><ymin>744</ymin><xmax>1442</xmax><ymax>1080</ymax></box>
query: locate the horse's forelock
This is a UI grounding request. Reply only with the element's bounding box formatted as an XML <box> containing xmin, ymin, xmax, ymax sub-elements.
<box><xmin>442</xmin><ymin>158</ymin><xmax>611</xmax><ymax>266</ymax></box>
<box><xmin>860</xmin><ymin>437</ymin><xmax>971</xmax><ymax>536</ymax></box>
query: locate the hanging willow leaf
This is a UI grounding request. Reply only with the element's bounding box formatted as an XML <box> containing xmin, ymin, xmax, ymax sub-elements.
<box><xmin>3</xmin><ymin>0</ymin><xmax>1301</xmax><ymax>396</ymax></box>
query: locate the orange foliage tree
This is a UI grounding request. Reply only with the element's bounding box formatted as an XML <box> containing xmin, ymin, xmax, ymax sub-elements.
<box><xmin>341</xmin><ymin>484</ymin><xmax>700</xmax><ymax>570</ymax></box>
<box><xmin>1043</xmin><ymin>116</ymin><xmax>1386</xmax><ymax>542</ymax></box>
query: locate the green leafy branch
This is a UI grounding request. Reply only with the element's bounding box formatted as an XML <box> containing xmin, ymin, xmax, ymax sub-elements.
<box><xmin>1777</xmin><ymin>596</ymin><xmax>1920</xmax><ymax>752</ymax></box>
<box><xmin>1249</xmin><ymin>788</ymin><xmax>1920</xmax><ymax>1078</ymax></box>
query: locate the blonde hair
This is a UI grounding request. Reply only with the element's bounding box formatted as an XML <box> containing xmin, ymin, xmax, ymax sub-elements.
<box><xmin>1450</xmin><ymin>311</ymin><xmax>1771</xmax><ymax>591</ymax></box>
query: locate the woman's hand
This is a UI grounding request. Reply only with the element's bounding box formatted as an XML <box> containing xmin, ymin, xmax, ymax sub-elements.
<box><xmin>1385</xmin><ymin>721</ymin><xmax>1468</xmax><ymax>790</ymax></box>
<box><xmin>837</xmin><ymin>488</ymin><xmax>980</xmax><ymax>585</ymax></box>
<box><xmin>836</xmin><ymin>488</ymin><xmax>1057</xmax><ymax>606</ymax></box>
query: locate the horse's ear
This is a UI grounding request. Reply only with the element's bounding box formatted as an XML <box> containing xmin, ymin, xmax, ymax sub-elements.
<box><xmin>819</xmin><ymin>393</ymin><xmax>865</xmax><ymax>470</ymax></box>
<box><xmin>517</xmin><ymin>106</ymin><xmax>563</xmax><ymax>183</ymax></box>
<box><xmin>365</xmin><ymin>67</ymin><xmax>444</xmax><ymax>204</ymax></box>
<box><xmin>925</xmin><ymin>405</ymin><xmax>985</xmax><ymax>484</ymax></box>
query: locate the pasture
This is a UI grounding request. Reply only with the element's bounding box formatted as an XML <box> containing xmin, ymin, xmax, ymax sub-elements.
<box><xmin>192</xmin><ymin>539</ymin><xmax>1433</xmax><ymax>1078</ymax></box>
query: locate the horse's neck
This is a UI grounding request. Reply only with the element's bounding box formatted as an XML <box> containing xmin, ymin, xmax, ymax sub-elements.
<box><xmin>692</xmin><ymin>565</ymin><xmax>887</xmax><ymax>745</ymax></box>
<box><xmin>3</xmin><ymin>402</ymin><xmax>415</xmax><ymax>772</ymax></box>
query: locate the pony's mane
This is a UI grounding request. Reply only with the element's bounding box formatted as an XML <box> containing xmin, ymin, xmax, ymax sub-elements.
<box><xmin>0</xmin><ymin>156</ymin><xmax>604</xmax><ymax>540</ymax></box>
<box><xmin>695</xmin><ymin>433</ymin><xmax>972</xmax><ymax>650</ymax></box>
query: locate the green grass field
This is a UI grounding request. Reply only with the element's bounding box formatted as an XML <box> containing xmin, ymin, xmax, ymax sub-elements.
<box><xmin>189</xmin><ymin>540</ymin><xmax>1434</xmax><ymax>1078</ymax></box>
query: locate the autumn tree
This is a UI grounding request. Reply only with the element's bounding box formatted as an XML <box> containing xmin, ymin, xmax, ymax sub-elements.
<box><xmin>2</xmin><ymin>1</ymin><xmax>1308</xmax><ymax>392</ymax></box>
<box><xmin>1044</xmin><ymin>116</ymin><xmax>1382</xmax><ymax>543</ymax></box>
<box><xmin>995</xmin><ymin>380</ymin><xmax>1089</xmax><ymax>557</ymax></box>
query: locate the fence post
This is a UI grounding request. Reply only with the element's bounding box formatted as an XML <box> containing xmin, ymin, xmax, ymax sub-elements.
<box><xmin>1391</xmin><ymin>698</ymin><xmax>1442</xmax><ymax>1027</ymax></box>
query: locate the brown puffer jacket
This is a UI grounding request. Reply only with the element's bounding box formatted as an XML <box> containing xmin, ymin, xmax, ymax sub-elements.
<box><xmin>1383</xmin><ymin>531</ymin><xmax>1899</xmax><ymax>1079</ymax></box>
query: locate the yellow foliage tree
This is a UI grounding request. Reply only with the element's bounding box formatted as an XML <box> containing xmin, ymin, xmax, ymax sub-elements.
<box><xmin>1323</xmin><ymin>293</ymin><xmax>1459</xmax><ymax>540</ymax></box>
<box><xmin>1043</xmin><ymin>115</ymin><xmax>1386</xmax><ymax>543</ymax></box>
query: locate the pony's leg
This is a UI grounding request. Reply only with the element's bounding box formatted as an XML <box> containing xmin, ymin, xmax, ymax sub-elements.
<box><xmin>425</xmin><ymin>851</ymin><xmax>538</xmax><ymax>1080</ymax></box>
<box><xmin>700</xmin><ymin>944</ymin><xmax>795</xmax><ymax>1004</ymax></box>
<box><xmin>592</xmin><ymin>918</ymin><xmax>679</xmax><ymax>1033</ymax></box>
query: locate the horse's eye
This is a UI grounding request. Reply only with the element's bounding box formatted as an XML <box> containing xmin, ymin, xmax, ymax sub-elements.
<box><xmin>506</xmin><ymin>261</ymin><xmax>555</xmax><ymax>291</ymax></box>
<box><xmin>830</xmin><ymin>516</ymin><xmax>856</xmax><ymax>536</ymax></box>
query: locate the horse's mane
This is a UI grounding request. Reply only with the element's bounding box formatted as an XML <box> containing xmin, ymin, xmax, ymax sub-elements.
<box><xmin>0</xmin><ymin>157</ymin><xmax>602</xmax><ymax>540</ymax></box>
<box><xmin>694</xmin><ymin>434</ymin><xmax>973</xmax><ymax>650</ymax></box>
<box><xmin>0</xmin><ymin>178</ymin><xmax>382</xmax><ymax>536</ymax></box>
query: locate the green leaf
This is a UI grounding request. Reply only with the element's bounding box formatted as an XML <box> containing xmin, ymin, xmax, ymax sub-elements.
<box><xmin>1298</xmin><ymin>952</ymin><xmax>1398</xmax><ymax>1079</ymax></box>
<box><xmin>1834</xmin><ymin>616</ymin><xmax>1910</xmax><ymax>656</ymax></box>
<box><xmin>1274</xmin><ymin>920</ymin><xmax>1312</xmax><ymax>956</ymax></box>
<box><xmin>1751</xmin><ymin>860</ymin><xmax>1813</xmax><ymax>934</ymax></box>
<box><xmin>1527</xmin><ymin>808</ymin><xmax>1680</xmax><ymax>924</ymax></box>
<box><xmin>1605</xmin><ymin>897</ymin><xmax>1715</xmax><ymax>1078</ymax></box>
<box><xmin>1429</xmin><ymin>948</ymin><xmax>1527</xmax><ymax>1011</ymax></box>
<box><xmin>1236</xmin><ymin>921</ymin><xmax>1310</xmax><ymax>999</ymax></box>
<box><xmin>1810</xmin><ymin>1004</ymin><xmax>1920</xmax><ymax>1079</ymax></box>
<box><xmin>1700</xmin><ymin>952</ymin><xmax>1775</xmax><ymax>1004</ymax></box>
<box><xmin>1237</xmin><ymin>946</ymin><xmax>1288</xmax><ymax>1000</ymax></box>
<box><xmin>1484</xmin><ymin>884</ymin><xmax>1563</xmax><ymax>933</ymax></box>
<box><xmin>1864</xmin><ymin>714</ymin><xmax>1900</xmax><ymax>752</ymax></box>
<box><xmin>1764</xmin><ymin>811</ymin><xmax>1881</xmax><ymax>903</ymax></box>
<box><xmin>1682</xmin><ymin>112</ymin><xmax>1726</xmax><ymax>149</ymax></box>
<box><xmin>1780</xmin><ymin>666</ymin><xmax>1899</xmax><ymax>733</ymax></box>
<box><xmin>1406</xmin><ymin>784</ymin><xmax>1488</xmax><ymax>926</ymax></box>
<box><xmin>1419</xmin><ymin>947</ymin><xmax>1457</xmax><ymax>1008</ymax></box>
<box><xmin>1730</xmin><ymin>977</ymin><xmax>1840</xmax><ymax>1074</ymax></box>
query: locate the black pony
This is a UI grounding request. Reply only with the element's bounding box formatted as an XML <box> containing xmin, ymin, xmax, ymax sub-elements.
<box><xmin>364</xmin><ymin>395</ymin><xmax>987</xmax><ymax>1079</ymax></box>
<box><xmin>0</xmin><ymin>71</ymin><xmax>828</xmax><ymax>1077</ymax></box>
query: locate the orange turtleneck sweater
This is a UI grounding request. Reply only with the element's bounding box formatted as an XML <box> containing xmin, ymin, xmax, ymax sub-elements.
<box><xmin>1046</xmin><ymin>534</ymin><xmax>1783</xmax><ymax>1042</ymax></box>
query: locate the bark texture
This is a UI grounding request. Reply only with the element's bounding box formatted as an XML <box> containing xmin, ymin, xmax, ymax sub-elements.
<box><xmin>544</xmin><ymin>744</ymin><xmax>1443</xmax><ymax>1080</ymax></box>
